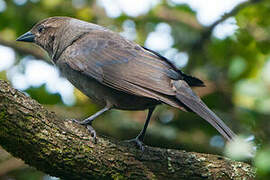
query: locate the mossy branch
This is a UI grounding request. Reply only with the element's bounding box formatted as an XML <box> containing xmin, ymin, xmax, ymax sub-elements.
<box><xmin>0</xmin><ymin>80</ymin><xmax>255</xmax><ymax>180</ymax></box>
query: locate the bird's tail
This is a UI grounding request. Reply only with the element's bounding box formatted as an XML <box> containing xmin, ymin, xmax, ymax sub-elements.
<box><xmin>173</xmin><ymin>80</ymin><xmax>236</xmax><ymax>141</ymax></box>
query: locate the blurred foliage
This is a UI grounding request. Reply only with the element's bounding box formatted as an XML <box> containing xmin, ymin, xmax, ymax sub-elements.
<box><xmin>25</xmin><ymin>85</ymin><xmax>62</xmax><ymax>105</ymax></box>
<box><xmin>1</xmin><ymin>0</ymin><xmax>270</xmax><ymax>179</ymax></box>
<box><xmin>1</xmin><ymin>168</ymin><xmax>44</xmax><ymax>180</ymax></box>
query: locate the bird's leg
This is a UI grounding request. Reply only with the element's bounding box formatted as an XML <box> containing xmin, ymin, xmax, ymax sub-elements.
<box><xmin>126</xmin><ymin>107</ymin><xmax>155</xmax><ymax>151</ymax></box>
<box><xmin>72</xmin><ymin>106</ymin><xmax>111</xmax><ymax>142</ymax></box>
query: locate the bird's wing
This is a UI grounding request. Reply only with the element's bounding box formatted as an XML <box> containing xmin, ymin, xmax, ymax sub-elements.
<box><xmin>63</xmin><ymin>30</ymin><xmax>178</xmax><ymax>100</ymax></box>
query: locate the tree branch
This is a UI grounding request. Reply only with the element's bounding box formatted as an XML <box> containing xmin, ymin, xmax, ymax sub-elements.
<box><xmin>208</xmin><ymin>0</ymin><xmax>261</xmax><ymax>33</ymax></box>
<box><xmin>153</xmin><ymin>6</ymin><xmax>203</xmax><ymax>30</ymax></box>
<box><xmin>0</xmin><ymin>38</ymin><xmax>50</xmax><ymax>62</ymax></box>
<box><xmin>186</xmin><ymin>0</ymin><xmax>262</xmax><ymax>72</ymax></box>
<box><xmin>0</xmin><ymin>80</ymin><xmax>255</xmax><ymax>180</ymax></box>
<box><xmin>197</xmin><ymin>0</ymin><xmax>262</xmax><ymax>49</ymax></box>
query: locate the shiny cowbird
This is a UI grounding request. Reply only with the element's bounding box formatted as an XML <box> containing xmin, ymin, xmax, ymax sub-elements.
<box><xmin>17</xmin><ymin>17</ymin><xmax>236</xmax><ymax>149</ymax></box>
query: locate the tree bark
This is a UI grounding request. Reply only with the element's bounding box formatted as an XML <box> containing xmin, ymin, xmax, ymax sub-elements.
<box><xmin>0</xmin><ymin>80</ymin><xmax>255</xmax><ymax>180</ymax></box>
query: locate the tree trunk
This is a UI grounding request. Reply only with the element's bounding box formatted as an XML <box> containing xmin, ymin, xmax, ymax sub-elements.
<box><xmin>0</xmin><ymin>80</ymin><xmax>255</xmax><ymax>180</ymax></box>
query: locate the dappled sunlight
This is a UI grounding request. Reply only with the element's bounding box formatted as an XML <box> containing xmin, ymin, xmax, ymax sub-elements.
<box><xmin>170</xmin><ymin>0</ymin><xmax>248</xmax><ymax>25</ymax></box>
<box><xmin>234</xmin><ymin>59</ymin><xmax>270</xmax><ymax>114</ymax></box>
<box><xmin>145</xmin><ymin>22</ymin><xmax>174</xmax><ymax>51</ymax></box>
<box><xmin>6</xmin><ymin>57</ymin><xmax>75</xmax><ymax>105</ymax></box>
<box><xmin>225</xmin><ymin>136</ymin><xmax>256</xmax><ymax>160</ymax></box>
<box><xmin>98</xmin><ymin>0</ymin><xmax>160</xmax><ymax>17</ymax></box>
<box><xmin>213</xmin><ymin>17</ymin><xmax>239</xmax><ymax>40</ymax></box>
<box><xmin>0</xmin><ymin>45</ymin><xmax>15</xmax><ymax>71</ymax></box>
<box><xmin>119</xmin><ymin>19</ymin><xmax>137</xmax><ymax>40</ymax></box>
<box><xmin>0</xmin><ymin>0</ymin><xmax>6</xmax><ymax>12</ymax></box>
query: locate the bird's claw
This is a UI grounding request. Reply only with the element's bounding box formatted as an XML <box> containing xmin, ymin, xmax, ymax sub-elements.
<box><xmin>71</xmin><ymin>119</ymin><xmax>87</xmax><ymax>125</ymax></box>
<box><xmin>125</xmin><ymin>137</ymin><xmax>145</xmax><ymax>151</ymax></box>
<box><xmin>86</xmin><ymin>124</ymin><xmax>97</xmax><ymax>143</ymax></box>
<box><xmin>71</xmin><ymin>119</ymin><xmax>97</xmax><ymax>143</ymax></box>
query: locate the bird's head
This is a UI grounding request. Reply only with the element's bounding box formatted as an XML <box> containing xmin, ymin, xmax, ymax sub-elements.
<box><xmin>17</xmin><ymin>16</ymin><xmax>97</xmax><ymax>62</ymax></box>
<box><xmin>16</xmin><ymin>17</ymin><xmax>71</xmax><ymax>57</ymax></box>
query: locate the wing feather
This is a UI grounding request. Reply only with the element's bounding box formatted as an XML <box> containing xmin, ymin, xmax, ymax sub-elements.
<box><xmin>63</xmin><ymin>30</ymin><xmax>177</xmax><ymax>99</ymax></box>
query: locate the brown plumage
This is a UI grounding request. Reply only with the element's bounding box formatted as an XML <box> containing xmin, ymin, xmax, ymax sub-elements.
<box><xmin>17</xmin><ymin>17</ymin><xmax>236</xmax><ymax>149</ymax></box>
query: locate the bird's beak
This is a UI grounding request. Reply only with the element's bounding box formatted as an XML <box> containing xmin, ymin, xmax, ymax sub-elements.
<box><xmin>16</xmin><ymin>31</ymin><xmax>35</xmax><ymax>42</ymax></box>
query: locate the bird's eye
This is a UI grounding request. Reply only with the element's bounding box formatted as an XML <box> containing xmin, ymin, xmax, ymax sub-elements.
<box><xmin>38</xmin><ymin>26</ymin><xmax>45</xmax><ymax>33</ymax></box>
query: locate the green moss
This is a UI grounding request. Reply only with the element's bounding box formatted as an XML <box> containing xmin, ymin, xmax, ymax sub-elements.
<box><xmin>0</xmin><ymin>110</ymin><xmax>6</xmax><ymax>120</ymax></box>
<box><xmin>81</xmin><ymin>144</ymin><xmax>93</xmax><ymax>153</ymax></box>
<box><xmin>112</xmin><ymin>173</ymin><xmax>126</xmax><ymax>180</ymax></box>
<box><xmin>26</xmin><ymin>116</ymin><xmax>33</xmax><ymax>120</ymax></box>
<box><xmin>0</xmin><ymin>110</ymin><xmax>8</xmax><ymax>135</ymax></box>
<box><xmin>167</xmin><ymin>157</ymin><xmax>175</xmax><ymax>173</ymax></box>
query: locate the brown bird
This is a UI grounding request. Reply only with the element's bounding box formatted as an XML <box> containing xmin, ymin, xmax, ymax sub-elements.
<box><xmin>16</xmin><ymin>17</ymin><xmax>235</xmax><ymax>149</ymax></box>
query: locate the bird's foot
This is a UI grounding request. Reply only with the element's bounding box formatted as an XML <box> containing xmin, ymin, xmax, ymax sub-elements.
<box><xmin>125</xmin><ymin>137</ymin><xmax>145</xmax><ymax>151</ymax></box>
<box><xmin>71</xmin><ymin>119</ymin><xmax>97</xmax><ymax>143</ymax></box>
<box><xmin>71</xmin><ymin>119</ymin><xmax>88</xmax><ymax>125</ymax></box>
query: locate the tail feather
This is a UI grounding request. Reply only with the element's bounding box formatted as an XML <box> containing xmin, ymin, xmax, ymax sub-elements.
<box><xmin>173</xmin><ymin>80</ymin><xmax>236</xmax><ymax>141</ymax></box>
